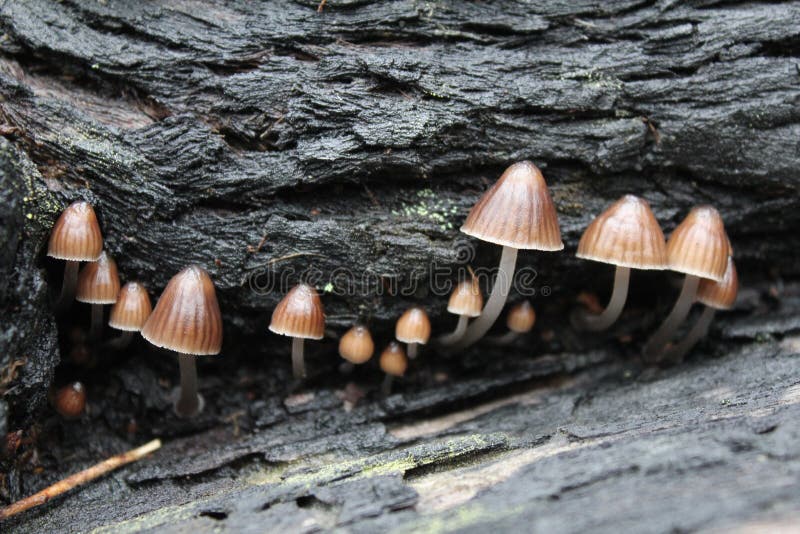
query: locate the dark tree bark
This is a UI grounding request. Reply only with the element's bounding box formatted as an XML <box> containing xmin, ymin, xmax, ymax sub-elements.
<box><xmin>0</xmin><ymin>0</ymin><xmax>798</xmax><ymax>531</ymax></box>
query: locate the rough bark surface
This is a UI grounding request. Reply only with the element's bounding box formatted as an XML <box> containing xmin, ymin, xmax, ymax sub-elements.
<box><xmin>0</xmin><ymin>0</ymin><xmax>798</xmax><ymax>532</ymax></box>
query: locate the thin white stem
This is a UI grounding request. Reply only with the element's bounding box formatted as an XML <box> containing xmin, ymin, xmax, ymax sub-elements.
<box><xmin>175</xmin><ymin>353</ymin><xmax>201</xmax><ymax>417</ymax></box>
<box><xmin>575</xmin><ymin>266</ymin><xmax>630</xmax><ymax>331</ymax></box>
<box><xmin>453</xmin><ymin>246</ymin><xmax>518</xmax><ymax>350</ymax></box>
<box><xmin>292</xmin><ymin>337</ymin><xmax>306</xmax><ymax>379</ymax></box>
<box><xmin>663</xmin><ymin>307</ymin><xmax>716</xmax><ymax>363</ymax></box>
<box><xmin>644</xmin><ymin>275</ymin><xmax>700</xmax><ymax>359</ymax></box>
<box><xmin>89</xmin><ymin>304</ymin><xmax>104</xmax><ymax>341</ymax></box>
<box><xmin>438</xmin><ymin>315</ymin><xmax>470</xmax><ymax>346</ymax></box>
<box><xmin>407</xmin><ymin>343</ymin><xmax>419</xmax><ymax>359</ymax></box>
<box><xmin>56</xmin><ymin>260</ymin><xmax>79</xmax><ymax>311</ymax></box>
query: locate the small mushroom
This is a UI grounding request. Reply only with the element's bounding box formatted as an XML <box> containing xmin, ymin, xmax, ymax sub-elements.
<box><xmin>48</xmin><ymin>201</ymin><xmax>103</xmax><ymax>309</ymax></box>
<box><xmin>76</xmin><ymin>251</ymin><xmax>120</xmax><ymax>341</ymax></box>
<box><xmin>395</xmin><ymin>306</ymin><xmax>431</xmax><ymax>359</ymax></box>
<box><xmin>664</xmin><ymin>257</ymin><xmax>738</xmax><ymax>362</ymax></box>
<box><xmin>455</xmin><ymin>161</ymin><xmax>562</xmax><ymax>349</ymax></box>
<box><xmin>437</xmin><ymin>278</ymin><xmax>483</xmax><ymax>347</ymax></box>
<box><xmin>493</xmin><ymin>300</ymin><xmax>536</xmax><ymax>345</ymax></box>
<box><xmin>573</xmin><ymin>195</ymin><xmax>667</xmax><ymax>331</ymax></box>
<box><xmin>269</xmin><ymin>283</ymin><xmax>325</xmax><ymax>379</ymax></box>
<box><xmin>141</xmin><ymin>266</ymin><xmax>223</xmax><ymax>417</ymax></box>
<box><xmin>644</xmin><ymin>206</ymin><xmax>731</xmax><ymax>359</ymax></box>
<box><xmin>108</xmin><ymin>282</ymin><xmax>152</xmax><ymax>349</ymax></box>
<box><xmin>54</xmin><ymin>382</ymin><xmax>86</xmax><ymax>419</ymax></box>
<box><xmin>339</xmin><ymin>325</ymin><xmax>375</xmax><ymax>365</ymax></box>
<box><xmin>379</xmin><ymin>341</ymin><xmax>407</xmax><ymax>396</ymax></box>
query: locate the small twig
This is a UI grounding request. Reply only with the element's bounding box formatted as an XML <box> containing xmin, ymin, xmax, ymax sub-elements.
<box><xmin>0</xmin><ymin>439</ymin><xmax>161</xmax><ymax>521</ymax></box>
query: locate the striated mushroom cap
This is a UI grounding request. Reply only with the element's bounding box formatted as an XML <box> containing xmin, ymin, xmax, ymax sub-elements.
<box><xmin>269</xmin><ymin>283</ymin><xmax>325</xmax><ymax>340</ymax></box>
<box><xmin>48</xmin><ymin>201</ymin><xmax>103</xmax><ymax>262</ymax></box>
<box><xmin>75</xmin><ymin>251</ymin><xmax>120</xmax><ymax>304</ymax></box>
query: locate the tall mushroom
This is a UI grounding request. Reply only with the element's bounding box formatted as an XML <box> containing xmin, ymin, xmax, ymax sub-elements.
<box><xmin>573</xmin><ymin>195</ymin><xmax>667</xmax><ymax>331</ymax></box>
<box><xmin>644</xmin><ymin>206</ymin><xmax>730</xmax><ymax>359</ymax></box>
<box><xmin>269</xmin><ymin>283</ymin><xmax>325</xmax><ymax>379</ymax></box>
<box><xmin>437</xmin><ymin>278</ymin><xmax>483</xmax><ymax>347</ymax></box>
<box><xmin>379</xmin><ymin>341</ymin><xmax>407</xmax><ymax>396</ymax></box>
<box><xmin>455</xmin><ymin>161</ymin><xmax>562</xmax><ymax>349</ymax></box>
<box><xmin>395</xmin><ymin>306</ymin><xmax>431</xmax><ymax>359</ymax></box>
<box><xmin>664</xmin><ymin>257</ymin><xmax>738</xmax><ymax>362</ymax></box>
<box><xmin>141</xmin><ymin>266</ymin><xmax>223</xmax><ymax>417</ymax></box>
<box><xmin>108</xmin><ymin>282</ymin><xmax>152</xmax><ymax>349</ymax></box>
<box><xmin>48</xmin><ymin>201</ymin><xmax>103</xmax><ymax>309</ymax></box>
<box><xmin>76</xmin><ymin>251</ymin><xmax>120</xmax><ymax>340</ymax></box>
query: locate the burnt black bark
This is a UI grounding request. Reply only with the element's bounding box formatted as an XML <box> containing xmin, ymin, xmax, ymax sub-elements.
<box><xmin>0</xmin><ymin>0</ymin><xmax>798</xmax><ymax>531</ymax></box>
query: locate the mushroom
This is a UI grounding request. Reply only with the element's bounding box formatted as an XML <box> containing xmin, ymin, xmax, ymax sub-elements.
<box><xmin>395</xmin><ymin>306</ymin><xmax>431</xmax><ymax>359</ymax></box>
<box><xmin>107</xmin><ymin>282</ymin><xmax>152</xmax><ymax>349</ymax></box>
<box><xmin>437</xmin><ymin>277</ymin><xmax>483</xmax><ymax>347</ymax></box>
<box><xmin>339</xmin><ymin>325</ymin><xmax>375</xmax><ymax>366</ymax></box>
<box><xmin>48</xmin><ymin>201</ymin><xmax>103</xmax><ymax>309</ymax></box>
<box><xmin>379</xmin><ymin>341</ymin><xmax>407</xmax><ymax>396</ymax></box>
<box><xmin>573</xmin><ymin>195</ymin><xmax>667</xmax><ymax>331</ymax></box>
<box><xmin>141</xmin><ymin>266</ymin><xmax>223</xmax><ymax>417</ymax></box>
<box><xmin>454</xmin><ymin>161</ymin><xmax>563</xmax><ymax>349</ymax></box>
<box><xmin>644</xmin><ymin>206</ymin><xmax>731</xmax><ymax>359</ymax></box>
<box><xmin>663</xmin><ymin>257</ymin><xmax>738</xmax><ymax>363</ymax></box>
<box><xmin>76</xmin><ymin>251</ymin><xmax>120</xmax><ymax>340</ymax></box>
<box><xmin>53</xmin><ymin>382</ymin><xmax>86</xmax><ymax>419</ymax></box>
<box><xmin>493</xmin><ymin>300</ymin><xmax>536</xmax><ymax>345</ymax></box>
<box><xmin>269</xmin><ymin>283</ymin><xmax>325</xmax><ymax>379</ymax></box>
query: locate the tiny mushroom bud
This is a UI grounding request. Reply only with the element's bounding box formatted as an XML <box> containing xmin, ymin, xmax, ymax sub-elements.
<box><xmin>455</xmin><ymin>161</ymin><xmax>562</xmax><ymax>349</ymax></box>
<box><xmin>141</xmin><ymin>266</ymin><xmax>223</xmax><ymax>417</ymax></box>
<box><xmin>664</xmin><ymin>257</ymin><xmax>738</xmax><ymax>362</ymax></box>
<box><xmin>379</xmin><ymin>341</ymin><xmax>407</xmax><ymax>396</ymax></box>
<box><xmin>438</xmin><ymin>278</ymin><xmax>483</xmax><ymax>347</ymax></box>
<box><xmin>395</xmin><ymin>306</ymin><xmax>431</xmax><ymax>359</ymax></box>
<box><xmin>644</xmin><ymin>206</ymin><xmax>730</xmax><ymax>359</ymax></box>
<box><xmin>108</xmin><ymin>282</ymin><xmax>152</xmax><ymax>349</ymax></box>
<box><xmin>339</xmin><ymin>325</ymin><xmax>375</xmax><ymax>365</ymax></box>
<box><xmin>76</xmin><ymin>251</ymin><xmax>120</xmax><ymax>341</ymax></box>
<box><xmin>492</xmin><ymin>300</ymin><xmax>536</xmax><ymax>345</ymax></box>
<box><xmin>54</xmin><ymin>382</ymin><xmax>86</xmax><ymax>419</ymax></box>
<box><xmin>48</xmin><ymin>201</ymin><xmax>103</xmax><ymax>309</ymax></box>
<box><xmin>269</xmin><ymin>283</ymin><xmax>325</xmax><ymax>379</ymax></box>
<box><xmin>574</xmin><ymin>195</ymin><xmax>667</xmax><ymax>331</ymax></box>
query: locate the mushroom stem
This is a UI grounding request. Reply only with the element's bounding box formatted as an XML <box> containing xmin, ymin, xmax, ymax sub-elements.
<box><xmin>89</xmin><ymin>304</ymin><xmax>104</xmax><ymax>341</ymax></box>
<box><xmin>381</xmin><ymin>374</ymin><xmax>394</xmax><ymax>396</ymax></box>
<box><xmin>437</xmin><ymin>315</ymin><xmax>470</xmax><ymax>347</ymax></box>
<box><xmin>175</xmin><ymin>353</ymin><xmax>201</xmax><ymax>417</ymax></box>
<box><xmin>106</xmin><ymin>331</ymin><xmax>134</xmax><ymax>350</ymax></box>
<box><xmin>56</xmin><ymin>260</ymin><xmax>79</xmax><ymax>311</ymax></box>
<box><xmin>407</xmin><ymin>343</ymin><xmax>419</xmax><ymax>359</ymax></box>
<box><xmin>663</xmin><ymin>307</ymin><xmax>716</xmax><ymax>363</ymax></box>
<box><xmin>575</xmin><ymin>266</ymin><xmax>631</xmax><ymax>331</ymax></box>
<box><xmin>455</xmin><ymin>246</ymin><xmax>518</xmax><ymax>349</ymax></box>
<box><xmin>644</xmin><ymin>275</ymin><xmax>700</xmax><ymax>359</ymax></box>
<box><xmin>292</xmin><ymin>337</ymin><xmax>306</xmax><ymax>379</ymax></box>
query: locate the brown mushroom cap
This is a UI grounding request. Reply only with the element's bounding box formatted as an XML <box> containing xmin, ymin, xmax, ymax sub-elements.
<box><xmin>697</xmin><ymin>257</ymin><xmax>738</xmax><ymax>310</ymax></box>
<box><xmin>48</xmin><ymin>201</ymin><xmax>103</xmax><ymax>261</ymax></box>
<box><xmin>395</xmin><ymin>306</ymin><xmax>431</xmax><ymax>344</ymax></box>
<box><xmin>507</xmin><ymin>300</ymin><xmax>536</xmax><ymax>333</ymax></box>
<box><xmin>75</xmin><ymin>251</ymin><xmax>120</xmax><ymax>304</ymax></box>
<box><xmin>141</xmin><ymin>266</ymin><xmax>223</xmax><ymax>355</ymax></box>
<box><xmin>447</xmin><ymin>279</ymin><xmax>483</xmax><ymax>317</ymax></box>
<box><xmin>461</xmin><ymin>161</ymin><xmax>563</xmax><ymax>251</ymax></box>
<box><xmin>339</xmin><ymin>325</ymin><xmax>375</xmax><ymax>364</ymax></box>
<box><xmin>577</xmin><ymin>195</ymin><xmax>667</xmax><ymax>270</ymax></box>
<box><xmin>269</xmin><ymin>283</ymin><xmax>325</xmax><ymax>340</ymax></box>
<box><xmin>380</xmin><ymin>342</ymin><xmax>408</xmax><ymax>377</ymax></box>
<box><xmin>109</xmin><ymin>282</ymin><xmax>153</xmax><ymax>332</ymax></box>
<box><xmin>666</xmin><ymin>206</ymin><xmax>729</xmax><ymax>281</ymax></box>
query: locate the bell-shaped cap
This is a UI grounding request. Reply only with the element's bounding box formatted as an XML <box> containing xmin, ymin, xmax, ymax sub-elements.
<box><xmin>48</xmin><ymin>201</ymin><xmax>103</xmax><ymax>261</ymax></box>
<box><xmin>697</xmin><ymin>257</ymin><xmax>738</xmax><ymax>310</ymax></box>
<box><xmin>339</xmin><ymin>325</ymin><xmax>375</xmax><ymax>364</ymax></box>
<box><xmin>380</xmin><ymin>342</ymin><xmax>408</xmax><ymax>377</ymax></box>
<box><xmin>507</xmin><ymin>300</ymin><xmax>536</xmax><ymax>334</ymax></box>
<box><xmin>109</xmin><ymin>282</ymin><xmax>152</xmax><ymax>332</ymax></box>
<box><xmin>141</xmin><ymin>266</ymin><xmax>223</xmax><ymax>355</ymax></box>
<box><xmin>577</xmin><ymin>195</ymin><xmax>667</xmax><ymax>270</ymax></box>
<box><xmin>461</xmin><ymin>161</ymin><xmax>563</xmax><ymax>251</ymax></box>
<box><xmin>269</xmin><ymin>283</ymin><xmax>325</xmax><ymax>340</ymax></box>
<box><xmin>447</xmin><ymin>278</ymin><xmax>483</xmax><ymax>318</ymax></box>
<box><xmin>76</xmin><ymin>251</ymin><xmax>120</xmax><ymax>304</ymax></box>
<box><xmin>395</xmin><ymin>306</ymin><xmax>431</xmax><ymax>344</ymax></box>
<box><xmin>667</xmin><ymin>206</ymin><xmax>730</xmax><ymax>281</ymax></box>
